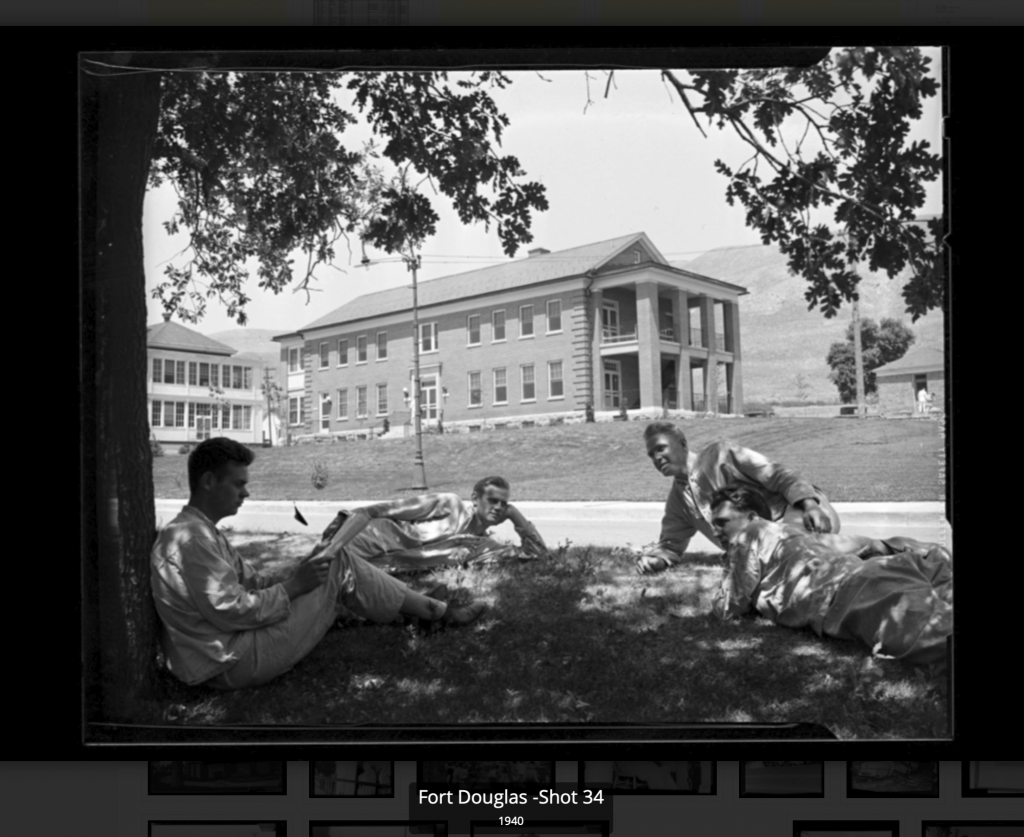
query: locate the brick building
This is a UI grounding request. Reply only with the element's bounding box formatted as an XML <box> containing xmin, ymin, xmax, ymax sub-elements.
<box><xmin>273</xmin><ymin>233</ymin><xmax>748</xmax><ymax>438</ymax></box>
<box><xmin>147</xmin><ymin>318</ymin><xmax>267</xmax><ymax>449</ymax></box>
<box><xmin>874</xmin><ymin>344</ymin><xmax>945</xmax><ymax>416</ymax></box>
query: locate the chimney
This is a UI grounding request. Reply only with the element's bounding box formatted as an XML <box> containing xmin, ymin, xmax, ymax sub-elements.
<box><xmin>527</xmin><ymin>247</ymin><xmax>550</xmax><ymax>258</ymax></box>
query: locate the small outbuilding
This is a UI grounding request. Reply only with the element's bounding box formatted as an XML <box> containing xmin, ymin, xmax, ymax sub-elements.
<box><xmin>874</xmin><ymin>344</ymin><xmax>945</xmax><ymax>416</ymax></box>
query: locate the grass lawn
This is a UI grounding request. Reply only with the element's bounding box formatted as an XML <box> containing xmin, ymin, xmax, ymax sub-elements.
<box><xmin>144</xmin><ymin>533</ymin><xmax>948</xmax><ymax>739</ymax></box>
<box><xmin>153</xmin><ymin>417</ymin><xmax>945</xmax><ymax>503</ymax></box>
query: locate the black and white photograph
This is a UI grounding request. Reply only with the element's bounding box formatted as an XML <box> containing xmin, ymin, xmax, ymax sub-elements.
<box><xmin>579</xmin><ymin>760</ymin><xmax>714</xmax><ymax>794</ymax></box>
<box><xmin>83</xmin><ymin>46</ymin><xmax>947</xmax><ymax>745</ymax></box>
<box><xmin>925</xmin><ymin>824</ymin><xmax>1024</xmax><ymax>837</ymax></box>
<box><xmin>311</xmin><ymin>760</ymin><xmax>394</xmax><ymax>797</ymax></box>
<box><xmin>310</xmin><ymin>824</ymin><xmax>442</xmax><ymax>837</ymax></box>
<box><xmin>740</xmin><ymin>761</ymin><xmax>825</xmax><ymax>797</ymax></box>
<box><xmin>150</xmin><ymin>823</ymin><xmax>284</xmax><ymax>837</ymax></box>
<box><xmin>418</xmin><ymin>761</ymin><xmax>554</xmax><ymax>790</ymax></box>
<box><xmin>962</xmin><ymin>763</ymin><xmax>1024</xmax><ymax>797</ymax></box>
<box><xmin>796</xmin><ymin>821</ymin><xmax>899</xmax><ymax>837</ymax></box>
<box><xmin>148</xmin><ymin>761</ymin><xmax>286</xmax><ymax>795</ymax></box>
<box><xmin>846</xmin><ymin>761</ymin><xmax>939</xmax><ymax>798</ymax></box>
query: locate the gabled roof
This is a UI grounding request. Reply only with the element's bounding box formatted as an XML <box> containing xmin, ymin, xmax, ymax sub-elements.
<box><xmin>278</xmin><ymin>232</ymin><xmax>742</xmax><ymax>339</ymax></box>
<box><xmin>874</xmin><ymin>344</ymin><xmax>945</xmax><ymax>376</ymax></box>
<box><xmin>147</xmin><ymin>320</ymin><xmax>237</xmax><ymax>356</ymax></box>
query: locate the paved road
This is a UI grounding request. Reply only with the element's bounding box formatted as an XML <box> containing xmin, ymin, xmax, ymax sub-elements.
<box><xmin>155</xmin><ymin>499</ymin><xmax>951</xmax><ymax>554</ymax></box>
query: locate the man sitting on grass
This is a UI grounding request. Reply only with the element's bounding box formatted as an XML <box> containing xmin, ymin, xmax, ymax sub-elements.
<box><xmin>707</xmin><ymin>484</ymin><xmax>952</xmax><ymax>668</ymax></box>
<box><xmin>150</xmin><ymin>437</ymin><xmax>487</xmax><ymax>691</ymax></box>
<box><xmin>313</xmin><ymin>476</ymin><xmax>550</xmax><ymax>574</ymax></box>
<box><xmin>636</xmin><ymin>421</ymin><xmax>841</xmax><ymax>575</ymax></box>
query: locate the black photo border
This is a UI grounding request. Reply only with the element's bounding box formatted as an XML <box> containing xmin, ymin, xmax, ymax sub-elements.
<box><xmin>147</xmin><ymin>760</ymin><xmax>287</xmax><ymax>796</ymax></box>
<box><xmin>309</xmin><ymin>759</ymin><xmax>397</xmax><ymax>798</ymax></box>
<box><xmin>417</xmin><ymin>760</ymin><xmax>556</xmax><ymax>791</ymax></box>
<box><xmin>309</xmin><ymin>820</ymin><xmax>447</xmax><ymax>836</ymax></box>
<box><xmin>149</xmin><ymin>821</ymin><xmax>288</xmax><ymax>837</ymax></box>
<box><xmin>470</xmin><ymin>818</ymin><xmax>609</xmax><ymax>836</ymax></box>
<box><xmin>577</xmin><ymin>760</ymin><xmax>717</xmax><ymax>796</ymax></box>
<box><xmin>960</xmin><ymin>763</ymin><xmax>1024</xmax><ymax>798</ymax></box>
<box><xmin>845</xmin><ymin>761</ymin><xmax>940</xmax><ymax>799</ymax></box>
<box><xmin>795</xmin><ymin>820</ymin><xmax>900</xmax><ymax>837</ymax></box>
<box><xmin>740</xmin><ymin>761</ymin><xmax>826</xmax><ymax>798</ymax></box>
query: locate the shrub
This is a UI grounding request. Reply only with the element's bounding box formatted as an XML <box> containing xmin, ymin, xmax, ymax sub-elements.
<box><xmin>178</xmin><ymin>444</ymin><xmax>192</xmax><ymax>455</ymax></box>
<box><xmin>151</xmin><ymin>440</ymin><xmax>165</xmax><ymax>457</ymax></box>
<box><xmin>311</xmin><ymin>459</ymin><xmax>329</xmax><ymax>490</ymax></box>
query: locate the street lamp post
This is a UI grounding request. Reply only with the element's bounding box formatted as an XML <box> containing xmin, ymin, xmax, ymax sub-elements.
<box><xmin>407</xmin><ymin>252</ymin><xmax>428</xmax><ymax>490</ymax></box>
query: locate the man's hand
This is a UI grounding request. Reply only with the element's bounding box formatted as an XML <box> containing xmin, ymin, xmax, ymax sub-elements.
<box><xmin>283</xmin><ymin>555</ymin><xmax>332</xmax><ymax>600</ymax></box>
<box><xmin>636</xmin><ymin>554</ymin><xmax>670</xmax><ymax>575</ymax></box>
<box><xmin>799</xmin><ymin>499</ymin><xmax>831</xmax><ymax>533</ymax></box>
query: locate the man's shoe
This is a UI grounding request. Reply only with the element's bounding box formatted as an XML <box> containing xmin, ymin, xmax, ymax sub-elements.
<box><xmin>442</xmin><ymin>600</ymin><xmax>489</xmax><ymax>627</ymax></box>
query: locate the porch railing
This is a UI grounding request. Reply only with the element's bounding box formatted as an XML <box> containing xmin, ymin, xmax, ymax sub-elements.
<box><xmin>602</xmin><ymin>326</ymin><xmax>680</xmax><ymax>344</ymax></box>
<box><xmin>687</xmin><ymin>328</ymin><xmax>728</xmax><ymax>350</ymax></box>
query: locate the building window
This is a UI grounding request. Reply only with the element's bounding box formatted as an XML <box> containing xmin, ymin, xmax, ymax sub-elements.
<box><xmin>492</xmin><ymin>310</ymin><xmax>506</xmax><ymax>342</ymax></box>
<box><xmin>337</xmin><ymin>339</ymin><xmax>349</xmax><ymax>366</ymax></box>
<box><xmin>221</xmin><ymin>403</ymin><xmax>231</xmax><ymax>430</ymax></box>
<box><xmin>319</xmin><ymin>342</ymin><xmax>330</xmax><ymax>369</ymax></box>
<box><xmin>243</xmin><ymin>405</ymin><xmax>252</xmax><ymax>431</ymax></box>
<box><xmin>493</xmin><ymin>368</ymin><xmax>507</xmax><ymax>404</ymax></box>
<box><xmin>521</xmin><ymin>364</ymin><xmax>536</xmax><ymax>401</ymax></box>
<box><xmin>175</xmin><ymin>402</ymin><xmax>186</xmax><ymax>427</ymax></box>
<box><xmin>163</xmin><ymin>401</ymin><xmax>175</xmax><ymax>426</ymax></box>
<box><xmin>467</xmin><ymin>314</ymin><xmax>481</xmax><ymax>346</ymax></box>
<box><xmin>188</xmin><ymin>402</ymin><xmax>196</xmax><ymax>428</ymax></box>
<box><xmin>548</xmin><ymin>361</ymin><xmax>564</xmax><ymax>398</ymax></box>
<box><xmin>152</xmin><ymin>359</ymin><xmax>161</xmax><ymax>383</ymax></box>
<box><xmin>199</xmin><ymin>362</ymin><xmax>210</xmax><ymax>387</ymax></box>
<box><xmin>376</xmin><ymin>332</ymin><xmax>388</xmax><ymax>361</ymax></box>
<box><xmin>337</xmin><ymin>388</ymin><xmax>348</xmax><ymax>420</ymax></box>
<box><xmin>244</xmin><ymin>367</ymin><xmax>253</xmax><ymax>389</ymax></box>
<box><xmin>162</xmin><ymin>361</ymin><xmax>175</xmax><ymax>385</ymax></box>
<box><xmin>288</xmin><ymin>396</ymin><xmax>302</xmax><ymax>426</ymax></box>
<box><xmin>176</xmin><ymin>361</ymin><xmax>186</xmax><ymax>385</ymax></box>
<box><xmin>419</xmin><ymin>322</ymin><xmax>438</xmax><ymax>353</ymax></box>
<box><xmin>357</xmin><ymin>335</ymin><xmax>368</xmax><ymax>364</ymax></box>
<box><xmin>547</xmin><ymin>299</ymin><xmax>562</xmax><ymax>333</ymax></box>
<box><xmin>376</xmin><ymin>383</ymin><xmax>388</xmax><ymax>415</ymax></box>
<box><xmin>232</xmin><ymin>366</ymin><xmax>243</xmax><ymax>389</ymax></box>
<box><xmin>211</xmin><ymin>404</ymin><xmax>219</xmax><ymax>429</ymax></box>
<box><xmin>320</xmin><ymin>393</ymin><xmax>331</xmax><ymax>431</ymax></box>
<box><xmin>356</xmin><ymin>386</ymin><xmax>368</xmax><ymax>418</ymax></box>
<box><xmin>468</xmin><ymin>371</ymin><xmax>482</xmax><ymax>407</ymax></box>
<box><xmin>633</xmin><ymin>248</ymin><xmax>641</xmax><ymax>264</ymax></box>
<box><xmin>232</xmin><ymin>404</ymin><xmax>243</xmax><ymax>430</ymax></box>
<box><xmin>188</xmin><ymin>362</ymin><xmax>197</xmax><ymax>386</ymax></box>
<box><xmin>288</xmin><ymin>347</ymin><xmax>301</xmax><ymax>373</ymax></box>
<box><xmin>519</xmin><ymin>305</ymin><xmax>534</xmax><ymax>338</ymax></box>
<box><xmin>151</xmin><ymin>400</ymin><xmax>161</xmax><ymax>427</ymax></box>
<box><xmin>210</xmin><ymin>364</ymin><xmax>219</xmax><ymax>389</ymax></box>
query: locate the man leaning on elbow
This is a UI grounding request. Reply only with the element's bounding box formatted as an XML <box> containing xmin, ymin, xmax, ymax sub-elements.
<box><xmin>636</xmin><ymin>421</ymin><xmax>840</xmax><ymax>575</ymax></box>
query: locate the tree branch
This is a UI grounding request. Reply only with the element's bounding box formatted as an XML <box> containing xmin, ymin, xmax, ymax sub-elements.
<box><xmin>661</xmin><ymin>70</ymin><xmax>707</xmax><ymax>139</ymax></box>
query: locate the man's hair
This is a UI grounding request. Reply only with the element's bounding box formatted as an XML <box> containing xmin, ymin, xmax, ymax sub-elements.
<box><xmin>643</xmin><ymin>421</ymin><xmax>688</xmax><ymax>447</ymax></box>
<box><xmin>188</xmin><ymin>437</ymin><xmax>255</xmax><ymax>494</ymax></box>
<box><xmin>710</xmin><ymin>484</ymin><xmax>772</xmax><ymax>521</ymax></box>
<box><xmin>473</xmin><ymin>475</ymin><xmax>510</xmax><ymax>497</ymax></box>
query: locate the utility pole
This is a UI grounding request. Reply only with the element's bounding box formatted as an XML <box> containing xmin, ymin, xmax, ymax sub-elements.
<box><xmin>852</xmin><ymin>297</ymin><xmax>867</xmax><ymax>418</ymax></box>
<box><xmin>408</xmin><ymin>250</ymin><xmax>428</xmax><ymax>490</ymax></box>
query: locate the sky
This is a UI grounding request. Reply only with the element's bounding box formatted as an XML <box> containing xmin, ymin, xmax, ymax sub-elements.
<box><xmin>142</xmin><ymin>49</ymin><xmax>943</xmax><ymax>337</ymax></box>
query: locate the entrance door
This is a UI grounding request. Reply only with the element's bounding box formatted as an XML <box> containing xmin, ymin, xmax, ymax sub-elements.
<box><xmin>421</xmin><ymin>374</ymin><xmax>439</xmax><ymax>420</ymax></box>
<box><xmin>603</xmin><ymin>359</ymin><xmax>622</xmax><ymax>409</ymax></box>
<box><xmin>320</xmin><ymin>393</ymin><xmax>331</xmax><ymax>432</ymax></box>
<box><xmin>602</xmin><ymin>301</ymin><xmax>620</xmax><ymax>340</ymax></box>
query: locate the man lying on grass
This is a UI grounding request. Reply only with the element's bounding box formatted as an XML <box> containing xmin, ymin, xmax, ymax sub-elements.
<box><xmin>637</xmin><ymin>421</ymin><xmax>841</xmax><ymax>575</ymax></box>
<box><xmin>150</xmin><ymin>438</ymin><xmax>488</xmax><ymax>690</ymax></box>
<box><xmin>708</xmin><ymin>484</ymin><xmax>952</xmax><ymax>669</ymax></box>
<box><xmin>312</xmin><ymin>476</ymin><xmax>550</xmax><ymax>574</ymax></box>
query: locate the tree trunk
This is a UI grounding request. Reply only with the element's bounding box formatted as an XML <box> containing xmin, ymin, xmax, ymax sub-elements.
<box><xmin>852</xmin><ymin>298</ymin><xmax>867</xmax><ymax>418</ymax></box>
<box><xmin>83</xmin><ymin>61</ymin><xmax>162</xmax><ymax>722</ymax></box>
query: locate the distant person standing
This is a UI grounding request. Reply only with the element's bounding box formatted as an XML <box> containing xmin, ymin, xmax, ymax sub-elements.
<box><xmin>917</xmin><ymin>385</ymin><xmax>930</xmax><ymax>414</ymax></box>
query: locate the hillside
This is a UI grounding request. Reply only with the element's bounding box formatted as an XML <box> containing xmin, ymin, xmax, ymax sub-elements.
<box><xmin>678</xmin><ymin>243</ymin><xmax>946</xmax><ymax>403</ymax></box>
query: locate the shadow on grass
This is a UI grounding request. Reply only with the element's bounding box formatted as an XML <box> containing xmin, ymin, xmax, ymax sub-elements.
<box><xmin>140</xmin><ymin>538</ymin><xmax>948</xmax><ymax>738</ymax></box>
